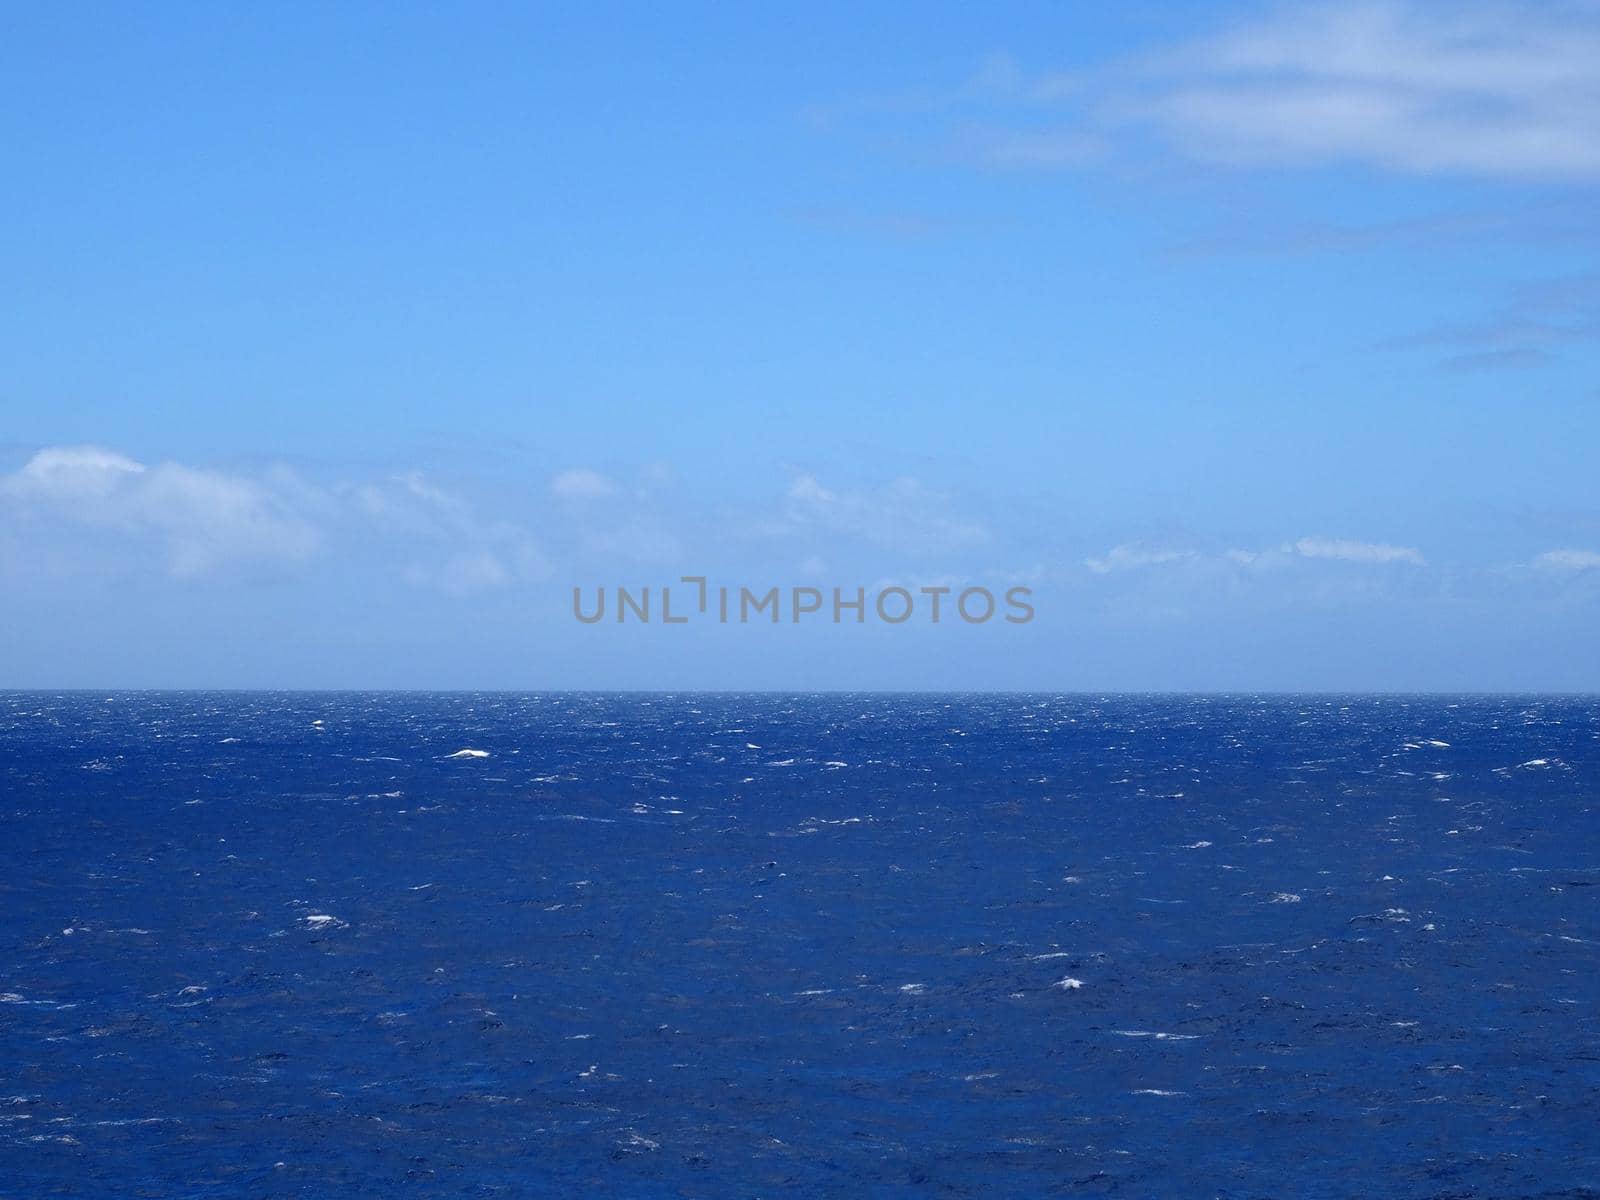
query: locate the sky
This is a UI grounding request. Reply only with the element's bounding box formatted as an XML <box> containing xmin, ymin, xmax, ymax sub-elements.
<box><xmin>2</xmin><ymin>0</ymin><xmax>1598</xmax><ymax>690</ymax></box>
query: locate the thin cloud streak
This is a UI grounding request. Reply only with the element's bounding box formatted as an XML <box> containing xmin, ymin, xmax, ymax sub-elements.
<box><xmin>1013</xmin><ymin>2</ymin><xmax>1600</xmax><ymax>180</ymax></box>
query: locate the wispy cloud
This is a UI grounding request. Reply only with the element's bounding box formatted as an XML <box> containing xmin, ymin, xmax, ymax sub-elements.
<box><xmin>841</xmin><ymin>3</ymin><xmax>1600</xmax><ymax>183</ymax></box>
<box><xmin>1127</xmin><ymin>1</ymin><xmax>1600</xmax><ymax>179</ymax></box>
<box><xmin>773</xmin><ymin>473</ymin><xmax>987</xmax><ymax>555</ymax></box>
<box><xmin>1440</xmin><ymin>347</ymin><xmax>1555</xmax><ymax>372</ymax></box>
<box><xmin>1535</xmin><ymin>548</ymin><xmax>1600</xmax><ymax>570</ymax></box>
<box><xmin>1169</xmin><ymin>201</ymin><xmax>1600</xmax><ymax>261</ymax></box>
<box><xmin>1085</xmin><ymin>535</ymin><xmax>1427</xmax><ymax>575</ymax></box>
<box><xmin>356</xmin><ymin>472</ymin><xmax>548</xmax><ymax>596</ymax></box>
<box><xmin>1007</xmin><ymin>2</ymin><xmax>1600</xmax><ymax>180</ymax></box>
<box><xmin>815</xmin><ymin>5</ymin><xmax>1600</xmax><ymax>373</ymax></box>
<box><xmin>1085</xmin><ymin>544</ymin><xmax>1198</xmax><ymax>574</ymax></box>
<box><xmin>1387</xmin><ymin>271</ymin><xmax>1600</xmax><ymax>368</ymax></box>
<box><xmin>1288</xmin><ymin>536</ymin><xmax>1425</xmax><ymax>564</ymax></box>
<box><xmin>550</xmin><ymin>468</ymin><xmax>617</xmax><ymax>500</ymax></box>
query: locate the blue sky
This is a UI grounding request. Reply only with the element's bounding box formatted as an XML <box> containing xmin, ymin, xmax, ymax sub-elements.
<box><xmin>2</xmin><ymin>1</ymin><xmax>1598</xmax><ymax>689</ymax></box>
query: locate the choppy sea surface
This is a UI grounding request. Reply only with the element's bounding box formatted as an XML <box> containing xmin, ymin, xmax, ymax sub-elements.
<box><xmin>1</xmin><ymin>693</ymin><xmax>1597</xmax><ymax>1199</ymax></box>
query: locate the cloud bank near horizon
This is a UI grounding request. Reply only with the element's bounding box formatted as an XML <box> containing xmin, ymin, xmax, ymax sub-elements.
<box><xmin>3</xmin><ymin>444</ymin><xmax>1594</xmax><ymax>592</ymax></box>
<box><xmin>2</xmin><ymin>443</ymin><xmax>1596</xmax><ymax>688</ymax></box>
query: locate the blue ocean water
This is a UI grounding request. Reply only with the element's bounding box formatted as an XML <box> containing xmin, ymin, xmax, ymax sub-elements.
<box><xmin>1</xmin><ymin>693</ymin><xmax>1597</xmax><ymax>1198</ymax></box>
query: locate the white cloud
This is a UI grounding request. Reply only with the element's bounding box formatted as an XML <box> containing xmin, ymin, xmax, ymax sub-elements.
<box><xmin>395</xmin><ymin>470</ymin><xmax>466</xmax><ymax>511</ymax></box>
<box><xmin>1</xmin><ymin>445</ymin><xmax>319</xmax><ymax>577</ymax></box>
<box><xmin>777</xmin><ymin>473</ymin><xmax>986</xmax><ymax>553</ymax></box>
<box><xmin>352</xmin><ymin>472</ymin><xmax>549</xmax><ymax>595</ymax></box>
<box><xmin>1140</xmin><ymin>2</ymin><xmax>1600</xmax><ymax>178</ymax></box>
<box><xmin>0</xmin><ymin>446</ymin><xmax>549</xmax><ymax>592</ymax></box>
<box><xmin>550</xmin><ymin>468</ymin><xmax>616</xmax><ymax>500</ymax></box>
<box><xmin>1085</xmin><ymin>544</ymin><xmax>1198</xmax><ymax>574</ymax></box>
<box><xmin>0</xmin><ymin>445</ymin><xmax>147</xmax><ymax>499</ymax></box>
<box><xmin>1083</xmin><ymin>537</ymin><xmax>1427</xmax><ymax>576</ymax></box>
<box><xmin>1535</xmin><ymin>548</ymin><xmax>1600</xmax><ymax>570</ymax></box>
<box><xmin>787</xmin><ymin>474</ymin><xmax>837</xmax><ymax>505</ymax></box>
<box><xmin>635</xmin><ymin>461</ymin><xmax>676</xmax><ymax>496</ymax></box>
<box><xmin>1289</xmin><ymin>536</ymin><xmax>1424</xmax><ymax>565</ymax></box>
<box><xmin>404</xmin><ymin>549</ymin><xmax>514</xmax><ymax>597</ymax></box>
<box><xmin>947</xmin><ymin>2</ymin><xmax>1600</xmax><ymax>181</ymax></box>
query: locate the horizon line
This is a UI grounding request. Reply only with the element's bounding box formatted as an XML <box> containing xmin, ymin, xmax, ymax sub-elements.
<box><xmin>3</xmin><ymin>687</ymin><xmax>1597</xmax><ymax>698</ymax></box>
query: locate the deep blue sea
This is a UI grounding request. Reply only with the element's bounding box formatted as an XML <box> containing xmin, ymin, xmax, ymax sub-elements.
<box><xmin>2</xmin><ymin>693</ymin><xmax>1597</xmax><ymax>1198</ymax></box>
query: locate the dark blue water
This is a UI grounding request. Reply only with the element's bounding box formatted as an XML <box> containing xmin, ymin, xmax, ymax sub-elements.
<box><xmin>2</xmin><ymin>693</ymin><xmax>1597</xmax><ymax>1198</ymax></box>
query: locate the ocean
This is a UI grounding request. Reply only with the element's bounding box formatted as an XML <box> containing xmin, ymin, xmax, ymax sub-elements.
<box><xmin>1</xmin><ymin>692</ymin><xmax>1597</xmax><ymax>1198</ymax></box>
